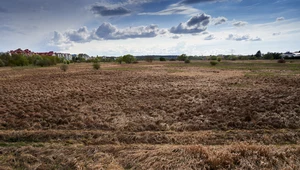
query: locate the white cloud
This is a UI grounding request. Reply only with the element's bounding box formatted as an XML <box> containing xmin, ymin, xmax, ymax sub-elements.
<box><xmin>213</xmin><ymin>17</ymin><xmax>227</xmax><ymax>25</ymax></box>
<box><xmin>171</xmin><ymin>35</ymin><xmax>181</xmax><ymax>39</ymax></box>
<box><xmin>204</xmin><ymin>34</ymin><xmax>215</xmax><ymax>40</ymax></box>
<box><xmin>170</xmin><ymin>13</ymin><xmax>211</xmax><ymax>34</ymax></box>
<box><xmin>51</xmin><ymin>22</ymin><xmax>163</xmax><ymax>45</ymax></box>
<box><xmin>272</xmin><ymin>32</ymin><xmax>281</xmax><ymax>36</ymax></box>
<box><xmin>139</xmin><ymin>4</ymin><xmax>199</xmax><ymax>15</ymax></box>
<box><xmin>227</xmin><ymin>34</ymin><xmax>262</xmax><ymax>41</ymax></box>
<box><xmin>232</xmin><ymin>21</ymin><xmax>248</xmax><ymax>27</ymax></box>
<box><xmin>276</xmin><ymin>17</ymin><xmax>285</xmax><ymax>22</ymax></box>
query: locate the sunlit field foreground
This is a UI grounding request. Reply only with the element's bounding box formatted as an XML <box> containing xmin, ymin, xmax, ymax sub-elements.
<box><xmin>1</xmin><ymin>60</ymin><xmax>300</xmax><ymax>169</ymax></box>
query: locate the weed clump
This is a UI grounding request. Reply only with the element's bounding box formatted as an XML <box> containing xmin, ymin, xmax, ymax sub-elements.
<box><xmin>217</xmin><ymin>57</ymin><xmax>222</xmax><ymax>62</ymax></box>
<box><xmin>60</xmin><ymin>64</ymin><xmax>68</xmax><ymax>72</ymax></box>
<box><xmin>184</xmin><ymin>59</ymin><xmax>191</xmax><ymax>63</ymax></box>
<box><xmin>93</xmin><ymin>62</ymin><xmax>100</xmax><ymax>70</ymax></box>
<box><xmin>210</xmin><ymin>61</ymin><xmax>218</xmax><ymax>66</ymax></box>
<box><xmin>159</xmin><ymin>57</ymin><xmax>166</xmax><ymax>61</ymax></box>
<box><xmin>0</xmin><ymin>59</ymin><xmax>4</xmax><ymax>67</ymax></box>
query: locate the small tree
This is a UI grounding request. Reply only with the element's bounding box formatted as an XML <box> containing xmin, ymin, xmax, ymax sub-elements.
<box><xmin>0</xmin><ymin>59</ymin><xmax>4</xmax><ymax>67</ymax></box>
<box><xmin>116</xmin><ymin>57</ymin><xmax>123</xmax><ymax>64</ymax></box>
<box><xmin>159</xmin><ymin>57</ymin><xmax>166</xmax><ymax>61</ymax></box>
<box><xmin>217</xmin><ymin>57</ymin><xmax>222</xmax><ymax>62</ymax></box>
<box><xmin>184</xmin><ymin>58</ymin><xmax>190</xmax><ymax>63</ymax></box>
<box><xmin>255</xmin><ymin>50</ymin><xmax>262</xmax><ymax>59</ymax></box>
<box><xmin>122</xmin><ymin>54</ymin><xmax>135</xmax><ymax>64</ymax></box>
<box><xmin>210</xmin><ymin>56</ymin><xmax>217</xmax><ymax>60</ymax></box>
<box><xmin>177</xmin><ymin>54</ymin><xmax>187</xmax><ymax>61</ymax></box>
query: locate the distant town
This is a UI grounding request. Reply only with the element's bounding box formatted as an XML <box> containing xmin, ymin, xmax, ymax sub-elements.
<box><xmin>1</xmin><ymin>48</ymin><xmax>300</xmax><ymax>61</ymax></box>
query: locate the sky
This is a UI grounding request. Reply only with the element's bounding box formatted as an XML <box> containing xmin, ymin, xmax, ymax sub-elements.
<box><xmin>0</xmin><ymin>0</ymin><xmax>300</xmax><ymax>56</ymax></box>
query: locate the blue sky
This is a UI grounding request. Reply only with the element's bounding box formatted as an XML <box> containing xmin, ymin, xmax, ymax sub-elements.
<box><xmin>0</xmin><ymin>0</ymin><xmax>299</xmax><ymax>56</ymax></box>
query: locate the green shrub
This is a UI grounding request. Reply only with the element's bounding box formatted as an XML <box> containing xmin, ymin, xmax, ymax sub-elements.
<box><xmin>93</xmin><ymin>62</ymin><xmax>100</xmax><ymax>70</ymax></box>
<box><xmin>210</xmin><ymin>61</ymin><xmax>218</xmax><ymax>66</ymax></box>
<box><xmin>184</xmin><ymin>59</ymin><xmax>190</xmax><ymax>63</ymax></box>
<box><xmin>60</xmin><ymin>64</ymin><xmax>68</xmax><ymax>72</ymax></box>
<box><xmin>0</xmin><ymin>59</ymin><xmax>4</xmax><ymax>67</ymax></box>
<box><xmin>217</xmin><ymin>57</ymin><xmax>222</xmax><ymax>62</ymax></box>
<box><xmin>116</xmin><ymin>57</ymin><xmax>123</xmax><ymax>64</ymax></box>
<box><xmin>210</xmin><ymin>56</ymin><xmax>217</xmax><ymax>60</ymax></box>
<box><xmin>10</xmin><ymin>54</ymin><xmax>29</xmax><ymax>66</ymax></box>
<box><xmin>122</xmin><ymin>54</ymin><xmax>135</xmax><ymax>64</ymax></box>
<box><xmin>169</xmin><ymin>58</ymin><xmax>176</xmax><ymax>61</ymax></box>
<box><xmin>159</xmin><ymin>57</ymin><xmax>166</xmax><ymax>61</ymax></box>
<box><xmin>177</xmin><ymin>54</ymin><xmax>188</xmax><ymax>61</ymax></box>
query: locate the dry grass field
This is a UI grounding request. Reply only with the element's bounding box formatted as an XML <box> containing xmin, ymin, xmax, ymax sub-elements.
<box><xmin>0</xmin><ymin>60</ymin><xmax>300</xmax><ymax>169</ymax></box>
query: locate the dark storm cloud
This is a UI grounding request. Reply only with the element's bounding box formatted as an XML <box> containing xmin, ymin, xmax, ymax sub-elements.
<box><xmin>170</xmin><ymin>13</ymin><xmax>211</xmax><ymax>34</ymax></box>
<box><xmin>91</xmin><ymin>5</ymin><xmax>131</xmax><ymax>16</ymax></box>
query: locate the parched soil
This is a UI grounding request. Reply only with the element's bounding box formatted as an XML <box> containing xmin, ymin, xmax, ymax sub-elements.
<box><xmin>0</xmin><ymin>61</ymin><xmax>300</xmax><ymax>169</ymax></box>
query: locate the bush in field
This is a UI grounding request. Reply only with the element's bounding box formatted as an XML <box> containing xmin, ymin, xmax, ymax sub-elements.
<box><xmin>277</xmin><ymin>59</ymin><xmax>286</xmax><ymax>63</ymax></box>
<box><xmin>177</xmin><ymin>54</ymin><xmax>187</xmax><ymax>61</ymax></box>
<box><xmin>184</xmin><ymin>59</ymin><xmax>191</xmax><ymax>63</ymax></box>
<box><xmin>169</xmin><ymin>58</ymin><xmax>176</xmax><ymax>61</ymax></box>
<box><xmin>0</xmin><ymin>53</ymin><xmax>11</xmax><ymax>66</ymax></box>
<box><xmin>60</xmin><ymin>64</ymin><xmax>68</xmax><ymax>72</ymax></box>
<box><xmin>210</xmin><ymin>61</ymin><xmax>218</xmax><ymax>66</ymax></box>
<box><xmin>63</xmin><ymin>60</ymin><xmax>70</xmax><ymax>64</ymax></box>
<box><xmin>217</xmin><ymin>57</ymin><xmax>222</xmax><ymax>62</ymax></box>
<box><xmin>210</xmin><ymin>56</ymin><xmax>217</xmax><ymax>60</ymax></box>
<box><xmin>93</xmin><ymin>62</ymin><xmax>100</xmax><ymax>70</ymax></box>
<box><xmin>116</xmin><ymin>57</ymin><xmax>123</xmax><ymax>64</ymax></box>
<box><xmin>159</xmin><ymin>57</ymin><xmax>166</xmax><ymax>61</ymax></box>
<box><xmin>122</xmin><ymin>54</ymin><xmax>135</xmax><ymax>64</ymax></box>
<box><xmin>10</xmin><ymin>54</ymin><xmax>29</xmax><ymax>66</ymax></box>
<box><xmin>0</xmin><ymin>59</ymin><xmax>4</xmax><ymax>67</ymax></box>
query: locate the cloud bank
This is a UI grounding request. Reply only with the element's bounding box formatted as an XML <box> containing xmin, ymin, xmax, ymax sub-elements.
<box><xmin>170</xmin><ymin>13</ymin><xmax>211</xmax><ymax>34</ymax></box>
<box><xmin>233</xmin><ymin>21</ymin><xmax>248</xmax><ymax>27</ymax></box>
<box><xmin>227</xmin><ymin>34</ymin><xmax>262</xmax><ymax>41</ymax></box>
<box><xmin>51</xmin><ymin>22</ymin><xmax>163</xmax><ymax>46</ymax></box>
<box><xmin>91</xmin><ymin>5</ymin><xmax>131</xmax><ymax>16</ymax></box>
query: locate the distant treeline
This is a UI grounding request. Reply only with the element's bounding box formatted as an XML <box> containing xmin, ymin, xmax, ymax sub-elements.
<box><xmin>0</xmin><ymin>53</ymin><xmax>63</xmax><ymax>67</ymax></box>
<box><xmin>136</xmin><ymin>52</ymin><xmax>284</xmax><ymax>61</ymax></box>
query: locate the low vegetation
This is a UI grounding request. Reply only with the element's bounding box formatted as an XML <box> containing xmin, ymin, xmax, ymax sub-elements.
<box><xmin>92</xmin><ymin>61</ymin><xmax>100</xmax><ymax>70</ymax></box>
<box><xmin>210</xmin><ymin>61</ymin><xmax>218</xmax><ymax>66</ymax></box>
<box><xmin>0</xmin><ymin>60</ymin><xmax>300</xmax><ymax>169</ymax></box>
<box><xmin>60</xmin><ymin>64</ymin><xmax>68</xmax><ymax>72</ymax></box>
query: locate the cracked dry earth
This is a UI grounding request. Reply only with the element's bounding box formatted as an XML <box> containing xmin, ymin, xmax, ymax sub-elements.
<box><xmin>0</xmin><ymin>61</ymin><xmax>300</xmax><ymax>169</ymax></box>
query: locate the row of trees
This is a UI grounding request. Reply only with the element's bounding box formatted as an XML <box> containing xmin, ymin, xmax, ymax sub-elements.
<box><xmin>0</xmin><ymin>53</ymin><xmax>62</xmax><ymax>67</ymax></box>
